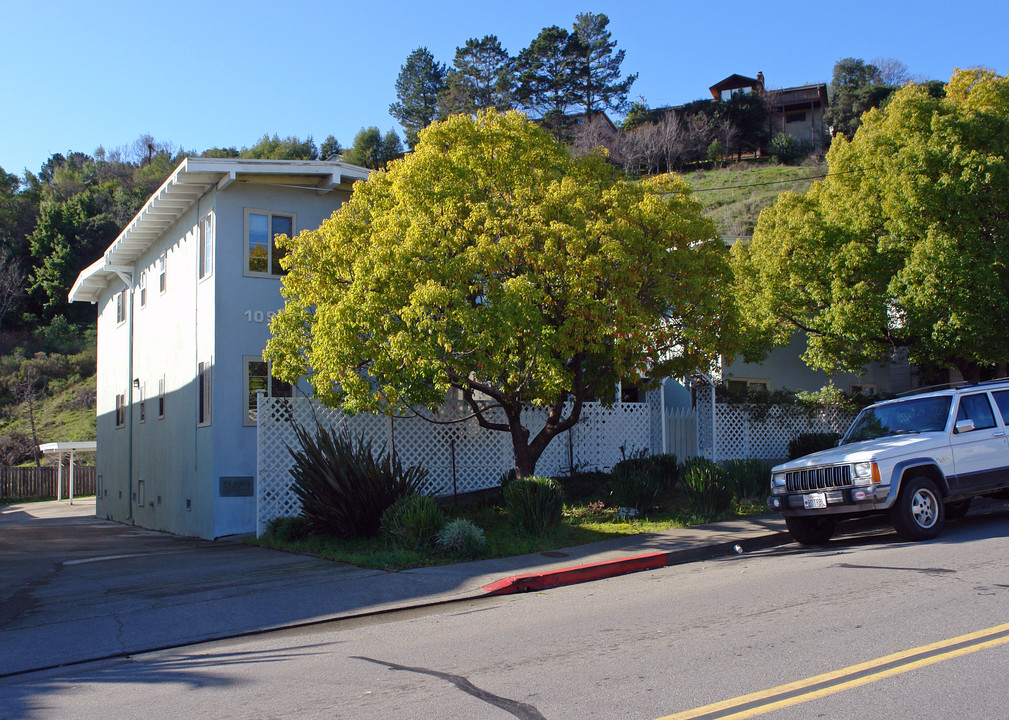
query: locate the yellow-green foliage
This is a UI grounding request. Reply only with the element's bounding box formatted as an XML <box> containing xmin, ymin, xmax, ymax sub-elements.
<box><xmin>267</xmin><ymin>110</ymin><xmax>738</xmax><ymax>418</ymax></box>
<box><xmin>733</xmin><ymin>70</ymin><xmax>1009</xmax><ymax>379</ymax></box>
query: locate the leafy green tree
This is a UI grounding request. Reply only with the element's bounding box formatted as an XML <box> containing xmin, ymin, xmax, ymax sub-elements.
<box><xmin>733</xmin><ymin>70</ymin><xmax>1009</xmax><ymax>382</ymax></box>
<box><xmin>342</xmin><ymin>127</ymin><xmax>402</xmax><ymax>170</ymax></box>
<box><xmin>240</xmin><ymin>134</ymin><xmax>319</xmax><ymax>160</ymax></box>
<box><xmin>390</xmin><ymin>47</ymin><xmax>447</xmax><ymax>149</ymax></box>
<box><xmin>320</xmin><ymin>135</ymin><xmax>343</xmax><ymax>160</ymax></box>
<box><xmin>824</xmin><ymin>57</ymin><xmax>896</xmax><ymax>139</ymax></box>
<box><xmin>438</xmin><ymin>35</ymin><xmax>515</xmax><ymax>116</ymax></box>
<box><xmin>515</xmin><ymin>25</ymin><xmax>577</xmax><ymax>122</ymax></box>
<box><xmin>0</xmin><ymin>168</ymin><xmax>41</xmax><ymax>260</ymax></box>
<box><xmin>567</xmin><ymin>12</ymin><xmax>637</xmax><ymax>118</ymax></box>
<box><xmin>266</xmin><ymin>111</ymin><xmax>736</xmax><ymax>477</ymax></box>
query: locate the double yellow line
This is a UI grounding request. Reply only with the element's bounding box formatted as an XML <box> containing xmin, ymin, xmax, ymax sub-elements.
<box><xmin>658</xmin><ymin>621</ymin><xmax>1009</xmax><ymax>719</ymax></box>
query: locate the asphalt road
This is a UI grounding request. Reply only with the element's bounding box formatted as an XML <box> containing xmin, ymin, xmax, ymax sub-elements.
<box><xmin>3</xmin><ymin>510</ymin><xmax>1009</xmax><ymax>719</ymax></box>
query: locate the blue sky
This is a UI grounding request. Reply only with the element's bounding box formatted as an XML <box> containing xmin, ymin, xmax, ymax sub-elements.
<box><xmin>2</xmin><ymin>0</ymin><xmax>1006</xmax><ymax>176</ymax></box>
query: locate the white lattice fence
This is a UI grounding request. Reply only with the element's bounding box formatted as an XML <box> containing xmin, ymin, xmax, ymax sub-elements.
<box><xmin>256</xmin><ymin>397</ymin><xmax>655</xmax><ymax>536</ymax></box>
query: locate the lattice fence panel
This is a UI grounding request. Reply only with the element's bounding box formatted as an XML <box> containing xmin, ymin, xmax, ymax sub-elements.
<box><xmin>712</xmin><ymin>403</ymin><xmax>855</xmax><ymax>461</ymax></box>
<box><xmin>257</xmin><ymin>396</ymin><xmax>654</xmax><ymax>535</ymax></box>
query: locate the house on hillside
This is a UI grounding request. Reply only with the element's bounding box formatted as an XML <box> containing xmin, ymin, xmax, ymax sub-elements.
<box><xmin>705</xmin><ymin>72</ymin><xmax>830</xmax><ymax>155</ymax></box>
<box><xmin>69</xmin><ymin>157</ymin><xmax>370</xmax><ymax>539</ymax></box>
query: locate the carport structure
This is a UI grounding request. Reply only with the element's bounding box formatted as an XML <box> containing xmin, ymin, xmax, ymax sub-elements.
<box><xmin>39</xmin><ymin>441</ymin><xmax>97</xmax><ymax>504</ymax></box>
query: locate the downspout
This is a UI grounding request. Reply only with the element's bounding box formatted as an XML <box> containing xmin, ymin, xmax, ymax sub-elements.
<box><xmin>110</xmin><ymin>266</ymin><xmax>135</xmax><ymax>523</ymax></box>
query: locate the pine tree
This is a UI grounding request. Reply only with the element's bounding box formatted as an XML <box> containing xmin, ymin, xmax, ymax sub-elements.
<box><xmin>567</xmin><ymin>12</ymin><xmax>637</xmax><ymax>119</ymax></box>
<box><xmin>390</xmin><ymin>48</ymin><xmax>447</xmax><ymax>149</ymax></box>
<box><xmin>515</xmin><ymin>26</ymin><xmax>577</xmax><ymax>122</ymax></box>
<box><xmin>438</xmin><ymin>35</ymin><xmax>515</xmax><ymax>117</ymax></box>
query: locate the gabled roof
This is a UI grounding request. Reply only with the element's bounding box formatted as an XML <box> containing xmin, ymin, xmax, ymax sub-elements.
<box><xmin>709</xmin><ymin>74</ymin><xmax>763</xmax><ymax>98</ymax></box>
<box><xmin>69</xmin><ymin>157</ymin><xmax>370</xmax><ymax>304</ymax></box>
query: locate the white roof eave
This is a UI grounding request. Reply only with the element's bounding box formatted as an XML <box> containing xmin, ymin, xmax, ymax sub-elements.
<box><xmin>68</xmin><ymin>157</ymin><xmax>371</xmax><ymax>304</ymax></box>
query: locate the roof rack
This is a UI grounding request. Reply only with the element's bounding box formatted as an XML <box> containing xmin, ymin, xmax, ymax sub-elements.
<box><xmin>895</xmin><ymin>377</ymin><xmax>1009</xmax><ymax>397</ymax></box>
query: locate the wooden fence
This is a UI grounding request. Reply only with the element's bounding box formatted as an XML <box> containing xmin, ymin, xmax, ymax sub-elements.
<box><xmin>0</xmin><ymin>466</ymin><xmax>96</xmax><ymax>501</ymax></box>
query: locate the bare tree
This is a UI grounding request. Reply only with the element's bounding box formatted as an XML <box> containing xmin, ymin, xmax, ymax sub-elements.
<box><xmin>871</xmin><ymin>57</ymin><xmax>912</xmax><ymax>86</ymax></box>
<box><xmin>0</xmin><ymin>247</ymin><xmax>26</xmax><ymax>333</ymax></box>
<box><xmin>14</xmin><ymin>365</ymin><xmax>41</xmax><ymax>468</ymax></box>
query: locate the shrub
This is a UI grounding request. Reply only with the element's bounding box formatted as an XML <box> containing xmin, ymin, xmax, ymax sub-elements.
<box><xmin>787</xmin><ymin>432</ymin><xmax>842</xmax><ymax>460</ymax></box>
<box><xmin>266</xmin><ymin>515</ymin><xmax>313</xmax><ymax>543</ymax></box>
<box><xmin>381</xmin><ymin>494</ymin><xmax>446</xmax><ymax>549</ymax></box>
<box><xmin>679</xmin><ymin>458</ymin><xmax>734</xmax><ymax>521</ymax></box>
<box><xmin>555</xmin><ymin>470</ymin><xmax>610</xmax><ymax>501</ymax></box>
<box><xmin>723</xmin><ymin>458</ymin><xmax>772</xmax><ymax>501</ymax></box>
<box><xmin>769</xmin><ymin>132</ymin><xmax>810</xmax><ymax>165</ymax></box>
<box><xmin>503</xmin><ymin>475</ymin><xmax>564</xmax><ymax>535</ymax></box>
<box><xmin>436</xmin><ymin>518</ymin><xmax>488</xmax><ymax>557</ymax></box>
<box><xmin>288</xmin><ymin>423</ymin><xmax>428</xmax><ymax>539</ymax></box>
<box><xmin>608</xmin><ymin>453</ymin><xmax>679</xmax><ymax>515</ymax></box>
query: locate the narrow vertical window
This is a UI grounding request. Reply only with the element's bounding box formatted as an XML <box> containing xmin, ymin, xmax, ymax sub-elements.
<box><xmin>159</xmin><ymin>253</ymin><xmax>167</xmax><ymax>293</ymax></box>
<box><xmin>158</xmin><ymin>378</ymin><xmax>165</xmax><ymax>419</ymax></box>
<box><xmin>139</xmin><ymin>384</ymin><xmax>146</xmax><ymax>423</ymax></box>
<box><xmin>115</xmin><ymin>393</ymin><xmax>126</xmax><ymax>428</ymax></box>
<box><xmin>139</xmin><ymin>270</ymin><xmax>147</xmax><ymax>308</ymax></box>
<box><xmin>115</xmin><ymin>289</ymin><xmax>127</xmax><ymax>324</ymax></box>
<box><xmin>198</xmin><ymin>362</ymin><xmax>212</xmax><ymax>427</ymax></box>
<box><xmin>198</xmin><ymin>213</ymin><xmax>214</xmax><ymax>280</ymax></box>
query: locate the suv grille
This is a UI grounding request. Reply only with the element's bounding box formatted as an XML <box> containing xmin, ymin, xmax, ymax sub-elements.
<box><xmin>786</xmin><ymin>465</ymin><xmax>852</xmax><ymax>492</ymax></box>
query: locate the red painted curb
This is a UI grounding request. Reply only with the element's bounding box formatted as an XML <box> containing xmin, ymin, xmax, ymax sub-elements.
<box><xmin>481</xmin><ymin>551</ymin><xmax>668</xmax><ymax>595</ymax></box>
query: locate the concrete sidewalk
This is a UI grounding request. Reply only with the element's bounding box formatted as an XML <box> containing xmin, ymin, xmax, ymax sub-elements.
<box><xmin>1</xmin><ymin>498</ymin><xmax>795</xmax><ymax>677</ymax></box>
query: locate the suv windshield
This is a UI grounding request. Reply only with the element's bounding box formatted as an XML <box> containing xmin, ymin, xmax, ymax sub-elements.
<box><xmin>843</xmin><ymin>395</ymin><xmax>952</xmax><ymax>443</ymax></box>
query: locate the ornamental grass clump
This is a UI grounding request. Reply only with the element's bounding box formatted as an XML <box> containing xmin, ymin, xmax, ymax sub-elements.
<box><xmin>381</xmin><ymin>494</ymin><xmax>446</xmax><ymax>550</ymax></box>
<box><xmin>679</xmin><ymin>458</ymin><xmax>734</xmax><ymax>522</ymax></box>
<box><xmin>503</xmin><ymin>475</ymin><xmax>564</xmax><ymax>536</ymax></box>
<box><xmin>436</xmin><ymin>518</ymin><xmax>488</xmax><ymax>557</ymax></box>
<box><xmin>723</xmin><ymin>458</ymin><xmax>772</xmax><ymax>501</ymax></box>
<box><xmin>288</xmin><ymin>422</ymin><xmax>427</xmax><ymax>539</ymax></box>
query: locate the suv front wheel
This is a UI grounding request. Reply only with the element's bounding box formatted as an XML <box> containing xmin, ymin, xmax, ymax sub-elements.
<box><xmin>891</xmin><ymin>476</ymin><xmax>944</xmax><ymax>541</ymax></box>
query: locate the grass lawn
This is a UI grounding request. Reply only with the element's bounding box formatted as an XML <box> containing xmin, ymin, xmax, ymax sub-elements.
<box><xmin>249</xmin><ymin>497</ymin><xmax>769</xmax><ymax>572</ymax></box>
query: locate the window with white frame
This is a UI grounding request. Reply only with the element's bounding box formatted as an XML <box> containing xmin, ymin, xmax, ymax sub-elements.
<box><xmin>158</xmin><ymin>253</ymin><xmax>167</xmax><ymax>294</ymax></box>
<box><xmin>139</xmin><ymin>384</ymin><xmax>146</xmax><ymax>423</ymax></box>
<box><xmin>115</xmin><ymin>393</ymin><xmax>126</xmax><ymax>428</ymax></box>
<box><xmin>115</xmin><ymin>289</ymin><xmax>127</xmax><ymax>325</ymax></box>
<box><xmin>139</xmin><ymin>270</ymin><xmax>147</xmax><ymax>308</ymax></box>
<box><xmin>245</xmin><ymin>209</ymin><xmax>294</xmax><ymax>276</ymax></box>
<box><xmin>157</xmin><ymin>377</ymin><xmax>165</xmax><ymax>419</ymax></box>
<box><xmin>198</xmin><ymin>362</ymin><xmax>212</xmax><ymax>427</ymax></box>
<box><xmin>198</xmin><ymin>213</ymin><xmax>214</xmax><ymax>280</ymax></box>
<box><xmin>244</xmin><ymin>357</ymin><xmax>293</xmax><ymax>425</ymax></box>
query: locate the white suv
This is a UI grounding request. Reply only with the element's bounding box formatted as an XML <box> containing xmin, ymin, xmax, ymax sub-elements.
<box><xmin>768</xmin><ymin>380</ymin><xmax>1009</xmax><ymax>544</ymax></box>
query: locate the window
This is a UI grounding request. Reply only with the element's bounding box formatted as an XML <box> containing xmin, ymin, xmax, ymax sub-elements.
<box><xmin>139</xmin><ymin>271</ymin><xmax>147</xmax><ymax>308</ymax></box>
<box><xmin>198</xmin><ymin>362</ymin><xmax>212</xmax><ymax>427</ymax></box>
<box><xmin>198</xmin><ymin>213</ymin><xmax>214</xmax><ymax>280</ymax></box>
<box><xmin>115</xmin><ymin>289</ymin><xmax>127</xmax><ymax>325</ymax></box>
<box><xmin>786</xmin><ymin>111</ymin><xmax>807</xmax><ymax>124</ymax></box>
<box><xmin>139</xmin><ymin>384</ymin><xmax>146</xmax><ymax>423</ymax></box>
<box><xmin>157</xmin><ymin>377</ymin><xmax>165</xmax><ymax>419</ymax></box>
<box><xmin>246</xmin><ymin>210</ymin><xmax>294</xmax><ymax>276</ymax></box>
<box><xmin>115</xmin><ymin>393</ymin><xmax>126</xmax><ymax>428</ymax></box>
<box><xmin>245</xmin><ymin>357</ymin><xmax>293</xmax><ymax>425</ymax></box>
<box><xmin>726</xmin><ymin>378</ymin><xmax>770</xmax><ymax>393</ymax></box>
<box><xmin>956</xmin><ymin>393</ymin><xmax>996</xmax><ymax>432</ymax></box>
<box><xmin>158</xmin><ymin>253</ymin><xmax>167</xmax><ymax>294</ymax></box>
<box><xmin>992</xmin><ymin>390</ymin><xmax>1009</xmax><ymax>424</ymax></box>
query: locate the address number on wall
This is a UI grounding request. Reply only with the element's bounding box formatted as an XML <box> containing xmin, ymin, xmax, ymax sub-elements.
<box><xmin>244</xmin><ymin>310</ymin><xmax>278</xmax><ymax>323</ymax></box>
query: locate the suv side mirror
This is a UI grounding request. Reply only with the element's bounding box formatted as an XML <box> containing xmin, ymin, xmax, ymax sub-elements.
<box><xmin>955</xmin><ymin>419</ymin><xmax>975</xmax><ymax>434</ymax></box>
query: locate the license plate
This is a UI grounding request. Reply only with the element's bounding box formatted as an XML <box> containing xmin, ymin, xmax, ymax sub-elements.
<box><xmin>803</xmin><ymin>492</ymin><xmax>827</xmax><ymax>509</ymax></box>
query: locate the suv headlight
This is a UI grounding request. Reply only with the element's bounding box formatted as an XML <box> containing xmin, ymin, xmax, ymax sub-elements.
<box><xmin>852</xmin><ymin>461</ymin><xmax>881</xmax><ymax>485</ymax></box>
<box><xmin>770</xmin><ymin>472</ymin><xmax>787</xmax><ymax>494</ymax></box>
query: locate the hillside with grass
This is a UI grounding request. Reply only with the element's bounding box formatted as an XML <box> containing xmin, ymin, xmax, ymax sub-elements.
<box><xmin>682</xmin><ymin>160</ymin><xmax>825</xmax><ymax>238</ymax></box>
<box><xmin>0</xmin><ymin>319</ymin><xmax>96</xmax><ymax>466</ymax></box>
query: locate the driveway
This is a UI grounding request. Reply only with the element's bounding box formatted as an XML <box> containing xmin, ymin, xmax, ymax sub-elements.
<box><xmin>0</xmin><ymin>500</ymin><xmax>475</xmax><ymax>677</ymax></box>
